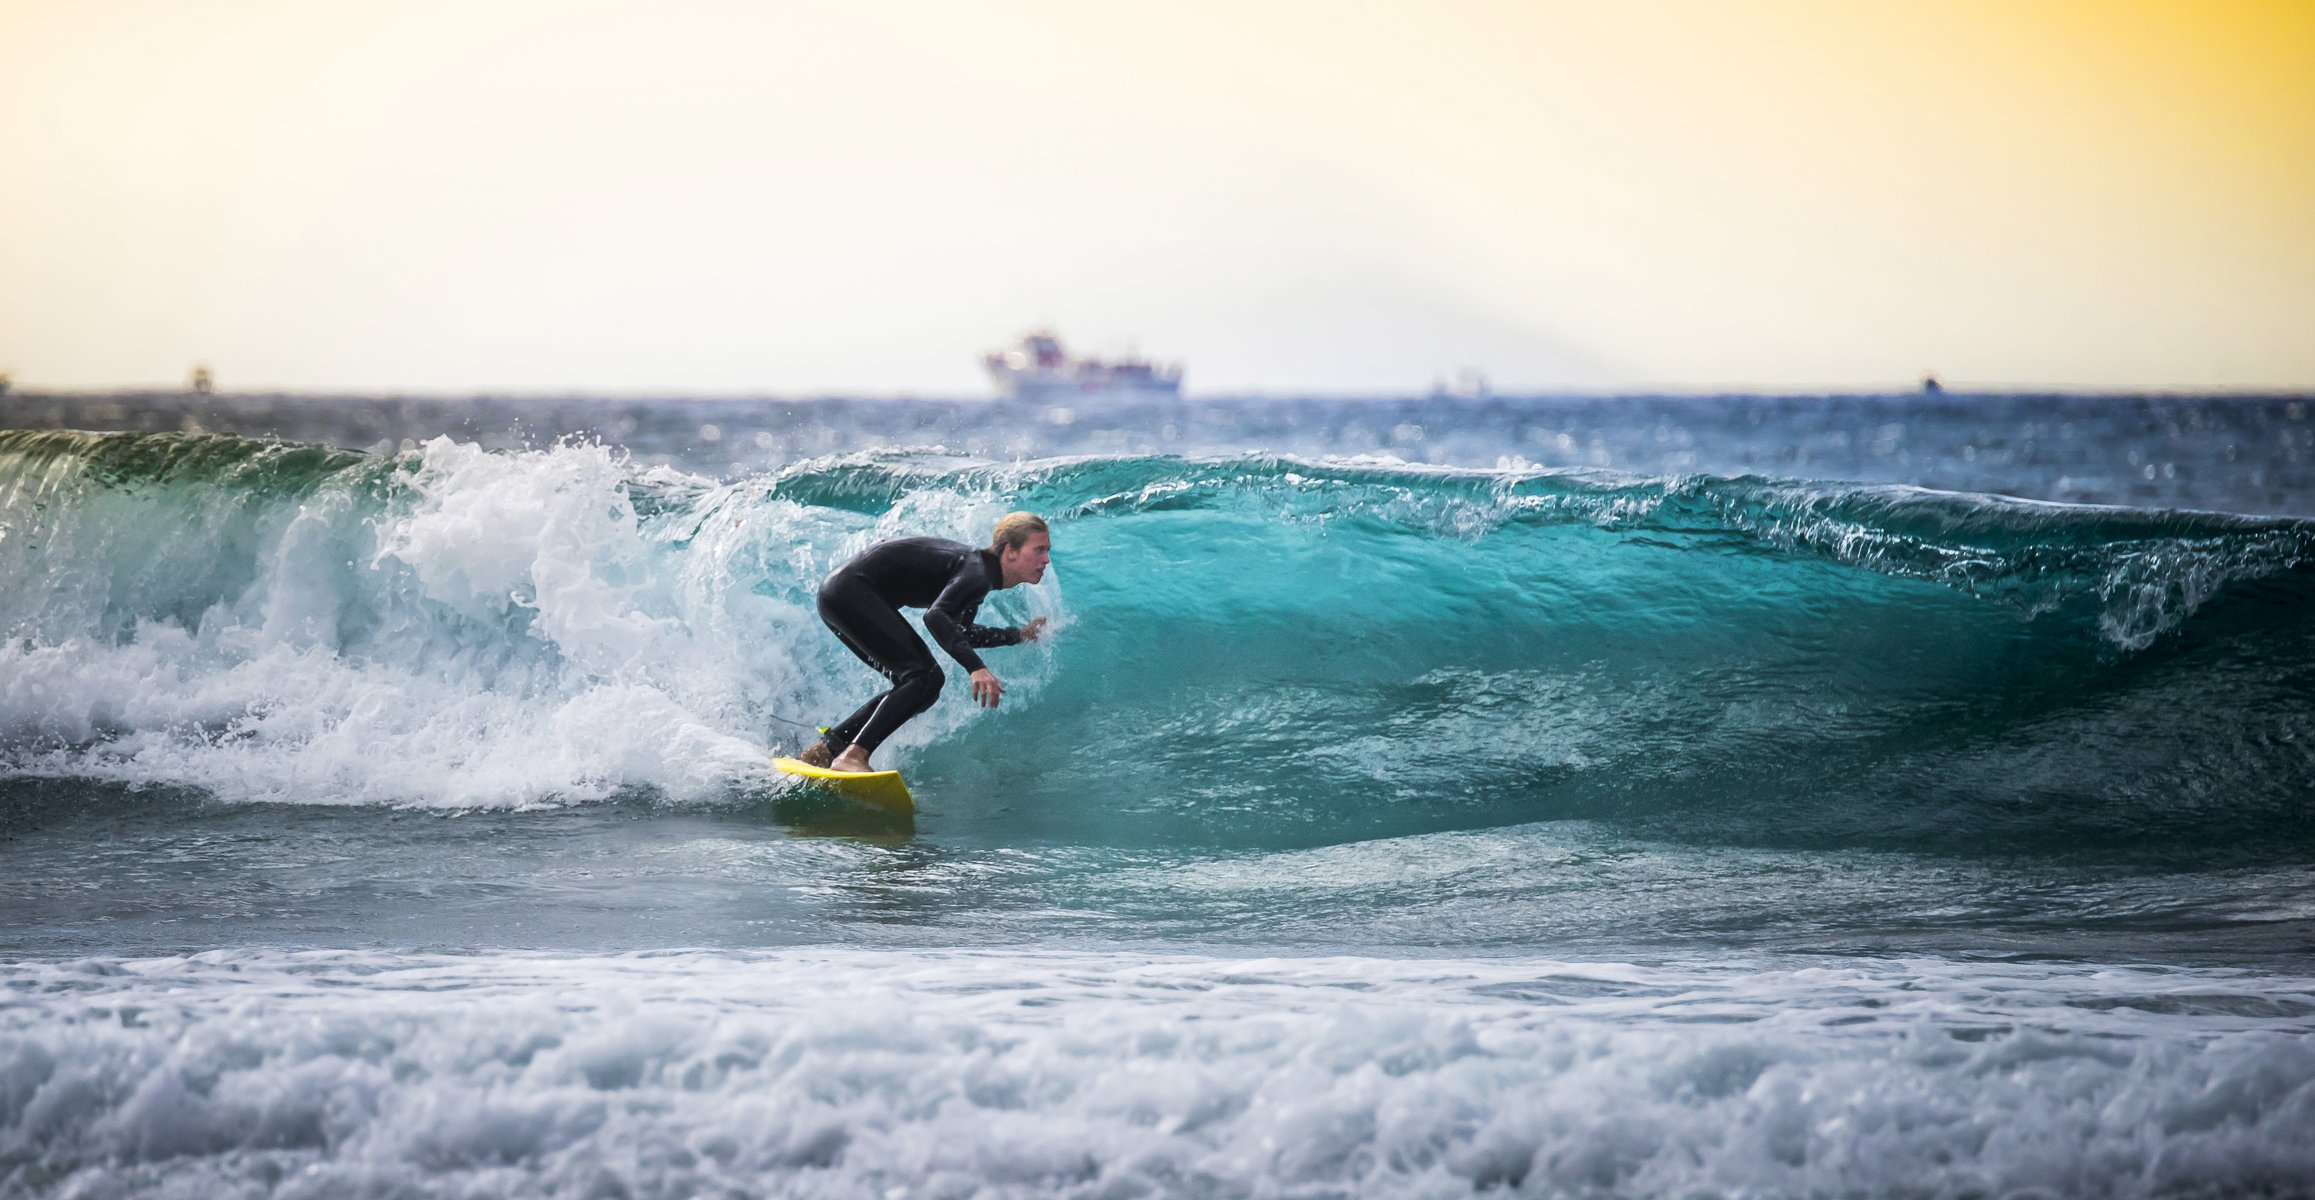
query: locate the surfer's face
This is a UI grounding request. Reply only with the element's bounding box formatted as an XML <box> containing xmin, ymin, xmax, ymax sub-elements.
<box><xmin>1000</xmin><ymin>533</ymin><xmax>1051</xmax><ymax>587</ymax></box>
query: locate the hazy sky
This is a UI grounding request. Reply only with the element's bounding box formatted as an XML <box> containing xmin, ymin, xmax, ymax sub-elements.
<box><xmin>3</xmin><ymin>0</ymin><xmax>2309</xmax><ymax>393</ymax></box>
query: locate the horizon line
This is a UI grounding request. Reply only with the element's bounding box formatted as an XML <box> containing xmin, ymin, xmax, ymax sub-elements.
<box><xmin>10</xmin><ymin>383</ymin><xmax>2315</xmax><ymax>402</ymax></box>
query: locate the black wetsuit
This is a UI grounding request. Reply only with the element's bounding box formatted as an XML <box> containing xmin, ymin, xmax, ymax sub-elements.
<box><xmin>816</xmin><ymin>537</ymin><xmax>1024</xmax><ymax>753</ymax></box>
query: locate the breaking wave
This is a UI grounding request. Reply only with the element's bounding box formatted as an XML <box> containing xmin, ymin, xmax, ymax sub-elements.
<box><xmin>2</xmin><ymin>430</ymin><xmax>2310</xmax><ymax>857</ymax></box>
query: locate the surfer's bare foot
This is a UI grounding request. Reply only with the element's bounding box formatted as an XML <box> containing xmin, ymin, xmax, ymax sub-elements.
<box><xmin>830</xmin><ymin>746</ymin><xmax>873</xmax><ymax>774</ymax></box>
<box><xmin>797</xmin><ymin>739</ymin><xmax>836</xmax><ymax>768</ymax></box>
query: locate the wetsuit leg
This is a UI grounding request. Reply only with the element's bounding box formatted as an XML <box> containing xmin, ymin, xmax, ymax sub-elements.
<box><xmin>816</xmin><ymin>577</ymin><xmax>945</xmax><ymax>753</ymax></box>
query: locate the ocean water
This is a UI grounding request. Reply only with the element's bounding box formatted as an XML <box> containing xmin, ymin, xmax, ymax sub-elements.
<box><xmin>3</xmin><ymin>391</ymin><xmax>2313</xmax><ymax>1198</ymax></box>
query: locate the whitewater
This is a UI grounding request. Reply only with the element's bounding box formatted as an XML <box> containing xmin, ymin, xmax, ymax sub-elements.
<box><xmin>3</xmin><ymin>392</ymin><xmax>2313</xmax><ymax>1198</ymax></box>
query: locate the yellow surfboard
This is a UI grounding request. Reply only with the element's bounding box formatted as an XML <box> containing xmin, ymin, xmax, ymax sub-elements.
<box><xmin>771</xmin><ymin>757</ymin><xmax>916</xmax><ymax>814</ymax></box>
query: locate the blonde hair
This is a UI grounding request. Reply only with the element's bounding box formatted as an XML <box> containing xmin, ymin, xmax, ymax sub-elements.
<box><xmin>990</xmin><ymin>512</ymin><xmax>1049</xmax><ymax>553</ymax></box>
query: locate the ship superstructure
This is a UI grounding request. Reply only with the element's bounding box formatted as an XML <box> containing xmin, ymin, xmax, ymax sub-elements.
<box><xmin>982</xmin><ymin>330</ymin><xmax>1182</xmax><ymax>401</ymax></box>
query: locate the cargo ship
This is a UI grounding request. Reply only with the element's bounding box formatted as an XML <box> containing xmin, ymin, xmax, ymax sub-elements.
<box><xmin>982</xmin><ymin>330</ymin><xmax>1182</xmax><ymax>400</ymax></box>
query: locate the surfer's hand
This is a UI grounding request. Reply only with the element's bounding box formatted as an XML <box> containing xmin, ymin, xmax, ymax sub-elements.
<box><xmin>1021</xmin><ymin>617</ymin><xmax>1048</xmax><ymax>642</ymax></box>
<box><xmin>970</xmin><ymin>668</ymin><xmax>1004</xmax><ymax>708</ymax></box>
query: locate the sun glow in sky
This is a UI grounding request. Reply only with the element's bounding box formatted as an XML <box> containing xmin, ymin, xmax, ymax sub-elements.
<box><xmin>2</xmin><ymin>0</ymin><xmax>2309</xmax><ymax>393</ymax></box>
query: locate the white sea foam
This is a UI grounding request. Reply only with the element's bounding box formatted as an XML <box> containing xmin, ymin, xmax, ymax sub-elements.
<box><xmin>0</xmin><ymin>439</ymin><xmax>1058</xmax><ymax>808</ymax></box>
<box><xmin>2</xmin><ymin>950</ymin><xmax>2311</xmax><ymax>1199</ymax></box>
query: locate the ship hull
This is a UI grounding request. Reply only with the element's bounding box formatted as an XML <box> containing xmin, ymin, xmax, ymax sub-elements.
<box><xmin>982</xmin><ymin>330</ymin><xmax>1182</xmax><ymax>401</ymax></box>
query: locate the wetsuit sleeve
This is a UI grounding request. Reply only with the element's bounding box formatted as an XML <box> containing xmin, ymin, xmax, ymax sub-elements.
<box><xmin>922</xmin><ymin>568</ymin><xmax>1021</xmax><ymax>672</ymax></box>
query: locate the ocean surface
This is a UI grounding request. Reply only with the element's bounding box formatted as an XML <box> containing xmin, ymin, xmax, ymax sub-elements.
<box><xmin>3</xmin><ymin>390</ymin><xmax>2313</xmax><ymax>1198</ymax></box>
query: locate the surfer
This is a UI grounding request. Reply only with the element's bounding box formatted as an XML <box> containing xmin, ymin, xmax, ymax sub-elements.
<box><xmin>797</xmin><ymin>513</ymin><xmax>1052</xmax><ymax>773</ymax></box>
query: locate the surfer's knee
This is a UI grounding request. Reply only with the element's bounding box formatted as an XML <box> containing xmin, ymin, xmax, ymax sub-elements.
<box><xmin>894</xmin><ymin>662</ymin><xmax>943</xmax><ymax>708</ymax></box>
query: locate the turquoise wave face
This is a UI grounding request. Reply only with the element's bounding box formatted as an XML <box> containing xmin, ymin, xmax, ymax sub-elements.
<box><xmin>897</xmin><ymin>458</ymin><xmax>2315</xmax><ymax>858</ymax></box>
<box><xmin>3</xmin><ymin>430</ymin><xmax>2312</xmax><ymax>864</ymax></box>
